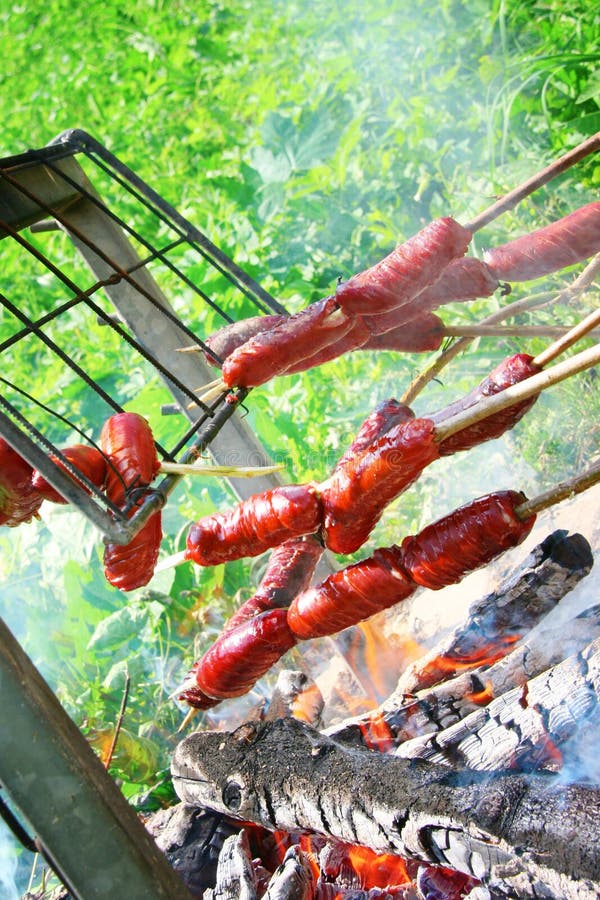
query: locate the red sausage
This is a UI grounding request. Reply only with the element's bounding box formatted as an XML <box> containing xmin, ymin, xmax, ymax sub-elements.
<box><xmin>335</xmin><ymin>217</ymin><xmax>472</xmax><ymax>316</ymax></box>
<box><xmin>288</xmin><ymin>491</ymin><xmax>535</xmax><ymax>642</ymax></box>
<box><xmin>185</xmin><ymin>483</ymin><xmax>323</xmax><ymax>566</ymax></box>
<box><xmin>103</xmin><ymin>511</ymin><xmax>163</xmax><ymax>591</ymax></box>
<box><xmin>333</xmin><ymin>399</ymin><xmax>415</xmax><ymax>472</ymax></box>
<box><xmin>483</xmin><ymin>202</ymin><xmax>600</xmax><ymax>282</ymax></box>
<box><xmin>100</xmin><ymin>412</ymin><xmax>160</xmax><ymax>505</ymax></box>
<box><xmin>32</xmin><ymin>444</ymin><xmax>107</xmax><ymax>504</ymax></box>
<box><xmin>361</xmin><ymin>313</ymin><xmax>445</xmax><ymax>353</ymax></box>
<box><xmin>431</xmin><ymin>353</ymin><xmax>542</xmax><ymax>456</ymax></box>
<box><xmin>222</xmin><ymin>297</ymin><xmax>353</xmax><ymax>388</ymax></box>
<box><xmin>202</xmin><ymin>314</ymin><xmax>286</xmax><ymax>367</ymax></box>
<box><xmin>224</xmin><ymin>535</ymin><xmax>324</xmax><ymax>632</ymax></box>
<box><xmin>287</xmin><ymin>546</ymin><xmax>415</xmax><ymax>640</ymax></box>
<box><xmin>320</xmin><ymin>416</ymin><xmax>439</xmax><ymax>555</ymax></box>
<box><xmin>283</xmin><ymin>316</ymin><xmax>371</xmax><ymax>374</ymax></box>
<box><xmin>100</xmin><ymin>413</ymin><xmax>162</xmax><ymax>591</ymax></box>
<box><xmin>193</xmin><ymin>609</ymin><xmax>297</xmax><ymax>700</ymax></box>
<box><xmin>399</xmin><ymin>490</ymin><xmax>536</xmax><ymax>590</ymax></box>
<box><xmin>0</xmin><ymin>438</ymin><xmax>43</xmax><ymax>527</ymax></box>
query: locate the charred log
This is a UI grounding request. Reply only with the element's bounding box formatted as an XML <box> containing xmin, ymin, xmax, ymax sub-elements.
<box><xmin>145</xmin><ymin>802</ymin><xmax>239</xmax><ymax>896</ymax></box>
<box><xmin>327</xmin><ymin>602</ymin><xmax>600</xmax><ymax>750</ymax></box>
<box><xmin>391</xmin><ymin>529</ymin><xmax>593</xmax><ymax>697</ymax></box>
<box><xmin>172</xmin><ymin>717</ymin><xmax>600</xmax><ymax>898</ymax></box>
<box><xmin>395</xmin><ymin>635</ymin><xmax>600</xmax><ymax>773</ymax></box>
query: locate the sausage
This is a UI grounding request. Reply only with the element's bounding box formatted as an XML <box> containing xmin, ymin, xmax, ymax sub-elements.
<box><xmin>185</xmin><ymin>483</ymin><xmax>323</xmax><ymax>566</ymax></box>
<box><xmin>335</xmin><ymin>217</ymin><xmax>472</xmax><ymax>315</ymax></box>
<box><xmin>399</xmin><ymin>490</ymin><xmax>536</xmax><ymax>590</ymax></box>
<box><xmin>100</xmin><ymin>413</ymin><xmax>162</xmax><ymax>590</ymax></box>
<box><xmin>221</xmin><ymin>297</ymin><xmax>353</xmax><ymax>388</ymax></box>
<box><xmin>103</xmin><ymin>510</ymin><xmax>163</xmax><ymax>591</ymax></box>
<box><xmin>288</xmin><ymin>491</ymin><xmax>536</xmax><ymax>642</ymax></box>
<box><xmin>361</xmin><ymin>313</ymin><xmax>445</xmax><ymax>353</ymax></box>
<box><xmin>31</xmin><ymin>444</ymin><xmax>107</xmax><ymax>504</ymax></box>
<box><xmin>192</xmin><ymin>608</ymin><xmax>297</xmax><ymax>700</ymax></box>
<box><xmin>0</xmin><ymin>438</ymin><xmax>43</xmax><ymax>526</ymax></box>
<box><xmin>100</xmin><ymin>412</ymin><xmax>160</xmax><ymax>505</ymax></box>
<box><xmin>224</xmin><ymin>535</ymin><xmax>324</xmax><ymax>632</ymax></box>
<box><xmin>202</xmin><ymin>314</ymin><xmax>286</xmax><ymax>367</ymax></box>
<box><xmin>287</xmin><ymin>546</ymin><xmax>415</xmax><ymax>640</ymax></box>
<box><xmin>431</xmin><ymin>353</ymin><xmax>542</xmax><ymax>456</ymax></box>
<box><xmin>283</xmin><ymin>316</ymin><xmax>371</xmax><ymax>374</ymax></box>
<box><xmin>333</xmin><ymin>399</ymin><xmax>415</xmax><ymax>472</ymax></box>
<box><xmin>320</xmin><ymin>416</ymin><xmax>439</xmax><ymax>555</ymax></box>
<box><xmin>483</xmin><ymin>202</ymin><xmax>600</xmax><ymax>282</ymax></box>
<box><xmin>178</xmin><ymin>664</ymin><xmax>221</xmax><ymax>710</ymax></box>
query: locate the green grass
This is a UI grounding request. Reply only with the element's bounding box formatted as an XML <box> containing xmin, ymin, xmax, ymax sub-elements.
<box><xmin>1</xmin><ymin>0</ymin><xmax>599</xmax><ymax>890</ymax></box>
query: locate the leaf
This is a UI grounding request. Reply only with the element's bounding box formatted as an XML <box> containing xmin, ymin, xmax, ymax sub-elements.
<box><xmin>87</xmin><ymin>606</ymin><xmax>150</xmax><ymax>653</ymax></box>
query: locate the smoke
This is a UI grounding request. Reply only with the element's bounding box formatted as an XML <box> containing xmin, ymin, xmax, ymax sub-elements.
<box><xmin>0</xmin><ymin>820</ymin><xmax>20</xmax><ymax>900</ymax></box>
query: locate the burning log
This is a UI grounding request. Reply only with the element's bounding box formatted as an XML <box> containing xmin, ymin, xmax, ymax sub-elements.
<box><xmin>328</xmin><ymin>601</ymin><xmax>600</xmax><ymax>752</ymax></box>
<box><xmin>395</xmin><ymin>633</ymin><xmax>600</xmax><ymax>773</ymax></box>
<box><xmin>172</xmin><ymin>716</ymin><xmax>600</xmax><ymax>897</ymax></box>
<box><xmin>390</xmin><ymin>529</ymin><xmax>593</xmax><ymax>697</ymax></box>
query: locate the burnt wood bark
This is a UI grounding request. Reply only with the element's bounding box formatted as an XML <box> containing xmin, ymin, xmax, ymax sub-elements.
<box><xmin>395</xmin><ymin>635</ymin><xmax>600</xmax><ymax>772</ymax></box>
<box><xmin>391</xmin><ymin>530</ymin><xmax>593</xmax><ymax>697</ymax></box>
<box><xmin>172</xmin><ymin>717</ymin><xmax>600</xmax><ymax>898</ymax></box>
<box><xmin>327</xmin><ymin>603</ymin><xmax>600</xmax><ymax>750</ymax></box>
<box><xmin>145</xmin><ymin>803</ymin><xmax>239</xmax><ymax>896</ymax></box>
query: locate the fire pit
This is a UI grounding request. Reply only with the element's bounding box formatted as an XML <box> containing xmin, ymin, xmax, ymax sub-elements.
<box><xmin>151</xmin><ymin>480</ymin><xmax>600</xmax><ymax>899</ymax></box>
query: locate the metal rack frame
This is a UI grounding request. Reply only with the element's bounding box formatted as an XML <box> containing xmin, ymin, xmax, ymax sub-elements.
<box><xmin>0</xmin><ymin>129</ymin><xmax>288</xmax><ymax>542</ymax></box>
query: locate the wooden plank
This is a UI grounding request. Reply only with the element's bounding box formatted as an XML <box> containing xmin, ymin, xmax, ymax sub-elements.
<box><xmin>0</xmin><ymin>157</ymin><xmax>83</xmax><ymax>236</ymax></box>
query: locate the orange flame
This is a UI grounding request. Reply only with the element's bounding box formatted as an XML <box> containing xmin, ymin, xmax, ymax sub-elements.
<box><xmin>465</xmin><ymin>680</ymin><xmax>495</xmax><ymax>705</ymax></box>
<box><xmin>345</xmin><ymin>845</ymin><xmax>411</xmax><ymax>888</ymax></box>
<box><xmin>359</xmin><ymin>711</ymin><xmax>395</xmax><ymax>753</ymax></box>
<box><xmin>420</xmin><ymin>634</ymin><xmax>521</xmax><ymax>682</ymax></box>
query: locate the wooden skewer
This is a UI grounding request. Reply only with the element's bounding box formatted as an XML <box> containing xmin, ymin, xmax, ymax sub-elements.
<box><xmin>531</xmin><ymin>305</ymin><xmax>600</xmax><ymax>368</ymax></box>
<box><xmin>188</xmin><ymin>380</ymin><xmax>228</xmax><ymax>408</ymax></box>
<box><xmin>516</xmin><ymin>460</ymin><xmax>600</xmax><ymax>520</ymax></box>
<box><xmin>464</xmin><ymin>131</ymin><xmax>600</xmax><ymax>233</ymax></box>
<box><xmin>443</xmin><ymin>323</ymin><xmax>600</xmax><ymax>340</ymax></box>
<box><xmin>434</xmin><ymin>342</ymin><xmax>600</xmax><ymax>445</ymax></box>
<box><xmin>155</xmin><ymin>549</ymin><xmax>188</xmax><ymax>572</ymax></box>
<box><xmin>159</xmin><ymin>461</ymin><xmax>283</xmax><ymax>478</ymax></box>
<box><xmin>193</xmin><ymin>377</ymin><xmax>223</xmax><ymax>390</ymax></box>
<box><xmin>177</xmin><ymin>707</ymin><xmax>200</xmax><ymax>733</ymax></box>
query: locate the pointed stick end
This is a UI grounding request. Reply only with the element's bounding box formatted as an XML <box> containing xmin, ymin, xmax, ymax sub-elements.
<box><xmin>177</xmin><ymin>707</ymin><xmax>200</xmax><ymax>733</ymax></box>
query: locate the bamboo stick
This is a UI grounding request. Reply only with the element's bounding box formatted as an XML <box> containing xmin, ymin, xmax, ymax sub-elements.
<box><xmin>433</xmin><ymin>342</ymin><xmax>600</xmax><ymax>444</ymax></box>
<box><xmin>532</xmin><ymin>305</ymin><xmax>600</xmax><ymax>367</ymax></box>
<box><xmin>159</xmin><ymin>461</ymin><xmax>283</xmax><ymax>478</ymax></box>
<box><xmin>516</xmin><ymin>460</ymin><xmax>600</xmax><ymax>520</ymax></box>
<box><xmin>444</xmin><ymin>323</ymin><xmax>600</xmax><ymax>339</ymax></box>
<box><xmin>464</xmin><ymin>131</ymin><xmax>600</xmax><ymax>233</ymax></box>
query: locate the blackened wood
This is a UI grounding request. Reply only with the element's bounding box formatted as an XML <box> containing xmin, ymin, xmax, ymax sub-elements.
<box><xmin>395</xmin><ymin>635</ymin><xmax>600</xmax><ymax>773</ymax></box>
<box><xmin>172</xmin><ymin>717</ymin><xmax>600</xmax><ymax>898</ymax></box>
<box><xmin>145</xmin><ymin>803</ymin><xmax>239</xmax><ymax>896</ymax></box>
<box><xmin>327</xmin><ymin>603</ymin><xmax>600</xmax><ymax>750</ymax></box>
<box><xmin>392</xmin><ymin>530</ymin><xmax>593</xmax><ymax>696</ymax></box>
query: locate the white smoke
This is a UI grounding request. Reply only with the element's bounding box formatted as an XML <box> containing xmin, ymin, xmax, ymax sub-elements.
<box><xmin>0</xmin><ymin>819</ymin><xmax>20</xmax><ymax>900</ymax></box>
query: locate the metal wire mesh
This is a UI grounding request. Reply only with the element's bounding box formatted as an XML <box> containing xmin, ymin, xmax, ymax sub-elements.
<box><xmin>0</xmin><ymin>129</ymin><xmax>286</xmax><ymax>541</ymax></box>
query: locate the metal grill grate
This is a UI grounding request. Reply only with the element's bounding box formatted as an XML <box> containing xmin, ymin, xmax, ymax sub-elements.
<box><xmin>0</xmin><ymin>129</ymin><xmax>287</xmax><ymax>542</ymax></box>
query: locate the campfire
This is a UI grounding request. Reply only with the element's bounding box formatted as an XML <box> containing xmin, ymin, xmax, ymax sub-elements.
<box><xmin>139</xmin><ymin>140</ymin><xmax>600</xmax><ymax>899</ymax></box>
<box><xmin>141</xmin><ymin>481</ymin><xmax>600</xmax><ymax>899</ymax></box>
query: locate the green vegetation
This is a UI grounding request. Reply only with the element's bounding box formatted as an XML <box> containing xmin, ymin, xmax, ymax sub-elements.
<box><xmin>1</xmin><ymin>0</ymin><xmax>599</xmax><ymax>890</ymax></box>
